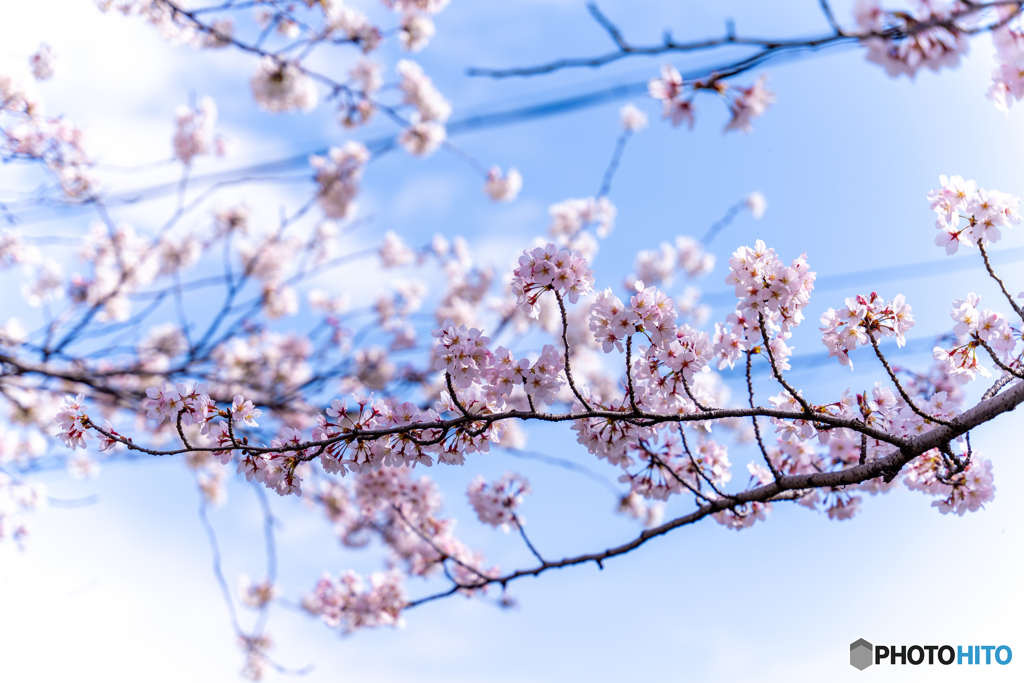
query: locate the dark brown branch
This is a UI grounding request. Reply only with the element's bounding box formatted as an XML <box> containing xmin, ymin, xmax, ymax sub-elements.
<box><xmin>978</xmin><ymin>240</ymin><xmax>1024</xmax><ymax>321</ymax></box>
<box><xmin>758</xmin><ymin>315</ymin><xmax>813</xmax><ymax>416</ymax></box>
<box><xmin>624</xmin><ymin>336</ymin><xmax>640</xmax><ymax>414</ymax></box>
<box><xmin>407</xmin><ymin>376</ymin><xmax>1024</xmax><ymax>605</ymax></box>
<box><xmin>467</xmin><ymin>2</ymin><xmax>1021</xmax><ymax>79</ymax></box>
<box><xmin>553</xmin><ymin>290</ymin><xmax>593</xmax><ymax>411</ymax></box>
<box><xmin>868</xmin><ymin>332</ymin><xmax>954</xmax><ymax>428</ymax></box>
<box><xmin>746</xmin><ymin>349</ymin><xmax>782</xmax><ymax>481</ymax></box>
<box><xmin>512</xmin><ymin>515</ymin><xmax>546</xmax><ymax>564</ymax></box>
<box><xmin>974</xmin><ymin>335</ymin><xmax>1024</xmax><ymax>380</ymax></box>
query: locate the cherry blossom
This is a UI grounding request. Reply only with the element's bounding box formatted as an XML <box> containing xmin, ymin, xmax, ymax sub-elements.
<box><xmin>725</xmin><ymin>239</ymin><xmax>816</xmax><ymax>337</ymax></box>
<box><xmin>467</xmin><ymin>472</ymin><xmax>532</xmax><ymax>532</ymax></box>
<box><xmin>306</xmin><ymin>569</ymin><xmax>406</xmax><ymax>633</ymax></box>
<box><xmin>55</xmin><ymin>393</ymin><xmax>88</xmax><ymax>450</ymax></box>
<box><xmin>326</xmin><ymin>4</ymin><xmax>382</xmax><ymax>52</ymax></box>
<box><xmin>744</xmin><ymin>191</ymin><xmax>767</xmax><ymax>219</ymax></box>
<box><xmin>511</xmin><ymin>243</ymin><xmax>595</xmax><ymax>317</ymax></box>
<box><xmin>927</xmin><ymin>175</ymin><xmax>1021</xmax><ymax>253</ymax></box>
<box><xmin>858</xmin><ymin>1</ymin><xmax>969</xmax><ymax>79</ymax></box>
<box><xmin>239</xmin><ymin>575</ymin><xmax>279</xmax><ymax>609</ymax></box>
<box><xmin>432</xmin><ymin>319</ymin><xmax>492</xmax><ymax>388</ymax></box>
<box><xmin>396</xmin><ymin>60</ymin><xmax>451</xmax><ymax>123</ymax></box>
<box><xmin>172</xmin><ymin>96</ymin><xmax>217</xmax><ymax>165</ymax></box>
<box><xmin>723</xmin><ymin>74</ymin><xmax>776</xmax><ymax>133</ymax></box>
<box><xmin>484</xmin><ymin>166</ymin><xmax>522</xmax><ymax>202</ymax></box>
<box><xmin>399</xmin><ymin>13</ymin><xmax>435</xmax><ymax>51</ymax></box>
<box><xmin>398</xmin><ymin>118</ymin><xmax>446</xmax><ymax>157</ymax></box>
<box><xmin>29</xmin><ymin>43</ymin><xmax>55</xmax><ymax>81</ymax></box>
<box><xmin>987</xmin><ymin>16</ymin><xmax>1024</xmax><ymax>111</ymax></box>
<box><xmin>380</xmin><ymin>230</ymin><xmax>415</xmax><ymax>267</ymax></box>
<box><xmin>549</xmin><ymin>197</ymin><xmax>615</xmax><ymax>241</ymax></box>
<box><xmin>648</xmin><ymin>64</ymin><xmax>694</xmax><ymax>128</ymax></box>
<box><xmin>250</xmin><ymin>58</ymin><xmax>318</xmax><ymax>113</ymax></box>
<box><xmin>619</xmin><ymin>103</ymin><xmax>649</xmax><ymax>131</ymax></box>
<box><xmin>820</xmin><ymin>292</ymin><xmax>915</xmax><ymax>369</ymax></box>
<box><xmin>310</xmin><ymin>142</ymin><xmax>370</xmax><ymax>219</ymax></box>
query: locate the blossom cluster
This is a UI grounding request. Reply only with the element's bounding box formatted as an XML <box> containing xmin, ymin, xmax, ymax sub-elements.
<box><xmin>310</xmin><ymin>142</ymin><xmax>371</xmax><ymax>219</ymax></box>
<box><xmin>302</xmin><ymin>465</ymin><xmax>497</xmax><ymax>632</ymax></box>
<box><xmin>306</xmin><ymin>570</ymin><xmax>406</xmax><ymax>633</ymax></box>
<box><xmin>723</xmin><ymin>75</ymin><xmax>776</xmax><ymax>134</ymax></box>
<box><xmin>385</xmin><ymin>0</ymin><xmax>449</xmax><ymax>52</ymax></box>
<box><xmin>647</xmin><ymin>64</ymin><xmax>776</xmax><ymax>132</ymax></box>
<box><xmin>172</xmin><ymin>96</ymin><xmax>218</xmax><ymax>165</ymax></box>
<box><xmin>927</xmin><ymin>175</ymin><xmax>1021</xmax><ymax>254</ymax></box>
<box><xmin>726</xmin><ymin>240</ymin><xmax>815</xmax><ymax>334</ymax></box>
<box><xmin>986</xmin><ymin>9</ymin><xmax>1024</xmax><ymax>111</ymax></box>
<box><xmin>933</xmin><ymin>293</ymin><xmax>1019</xmax><ymax>382</ymax></box>
<box><xmin>647</xmin><ymin>64</ymin><xmax>694</xmax><ymax>128</ymax></box>
<box><xmin>630</xmin><ymin>235</ymin><xmax>715</xmax><ymax>288</ymax></box>
<box><xmin>396</xmin><ymin>60</ymin><xmax>451</xmax><ymax>157</ymax></box>
<box><xmin>325</xmin><ymin>3</ymin><xmax>382</xmax><ymax>52</ymax></box>
<box><xmin>144</xmin><ymin>382</ymin><xmax>212</xmax><ymax>428</ymax></box>
<box><xmin>484</xmin><ymin>166</ymin><xmax>522</xmax><ymax>202</ymax></box>
<box><xmin>432</xmin><ymin>319</ymin><xmax>567</xmax><ymax>406</ymax></box>
<box><xmin>54</xmin><ymin>394</ymin><xmax>90</xmax><ymax>451</ymax></box>
<box><xmin>1</xmin><ymin>53</ymin><xmax>97</xmax><ymax>199</ymax></box>
<box><xmin>466</xmin><ymin>472</ymin><xmax>532</xmax><ymax>532</ymax></box>
<box><xmin>820</xmin><ymin>292</ymin><xmax>915</xmax><ymax>368</ymax></box>
<box><xmin>616</xmin><ymin>491</ymin><xmax>664</xmax><ymax>527</ymax></box>
<box><xmin>511</xmin><ymin>244</ymin><xmax>595</xmax><ymax>318</ymax></box>
<box><xmin>589</xmin><ymin>280</ymin><xmax>680</xmax><ymax>353</ymax></box>
<box><xmin>432</xmin><ymin>319</ymin><xmax>493</xmax><ymax>388</ymax></box>
<box><xmin>904</xmin><ymin>451</ymin><xmax>997</xmax><ymax>515</ymax></box>
<box><xmin>854</xmin><ymin>0</ymin><xmax>969</xmax><ymax>79</ymax></box>
<box><xmin>238</xmin><ymin>575</ymin><xmax>279</xmax><ymax>609</ymax></box>
<box><xmin>250</xmin><ymin>58</ymin><xmax>318</xmax><ymax>114</ymax></box>
<box><xmin>549</xmin><ymin>197</ymin><xmax>617</xmax><ymax>239</ymax></box>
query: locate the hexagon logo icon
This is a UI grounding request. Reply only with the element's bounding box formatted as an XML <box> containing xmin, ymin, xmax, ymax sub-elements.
<box><xmin>850</xmin><ymin>639</ymin><xmax>873</xmax><ymax>670</ymax></box>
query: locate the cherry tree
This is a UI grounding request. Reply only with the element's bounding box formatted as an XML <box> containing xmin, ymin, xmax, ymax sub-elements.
<box><xmin>2</xmin><ymin>0</ymin><xmax>1024</xmax><ymax>678</ymax></box>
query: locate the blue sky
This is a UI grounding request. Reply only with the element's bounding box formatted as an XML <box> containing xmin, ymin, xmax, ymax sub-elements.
<box><xmin>1</xmin><ymin>1</ymin><xmax>1023</xmax><ymax>681</ymax></box>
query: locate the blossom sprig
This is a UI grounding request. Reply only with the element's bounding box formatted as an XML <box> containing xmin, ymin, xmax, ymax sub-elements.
<box><xmin>854</xmin><ymin>0</ymin><xmax>971</xmax><ymax>79</ymax></box>
<box><xmin>904</xmin><ymin>450</ymin><xmax>997</xmax><ymax>515</ymax></box>
<box><xmin>511</xmin><ymin>244</ymin><xmax>595</xmax><ymax>318</ymax></box>
<box><xmin>928</xmin><ymin>175</ymin><xmax>1022</xmax><ymax>254</ymax></box>
<box><xmin>467</xmin><ymin>472</ymin><xmax>532</xmax><ymax>532</ymax></box>
<box><xmin>144</xmin><ymin>381</ymin><xmax>213</xmax><ymax>430</ymax></box>
<box><xmin>723</xmin><ymin>239</ymin><xmax>816</xmax><ymax>340</ymax></box>
<box><xmin>172</xmin><ymin>95</ymin><xmax>222</xmax><ymax>166</ymax></box>
<box><xmin>820</xmin><ymin>292</ymin><xmax>915</xmax><ymax>369</ymax></box>
<box><xmin>630</xmin><ymin>236</ymin><xmax>715</xmax><ymax>289</ymax></box>
<box><xmin>647</xmin><ymin>64</ymin><xmax>776</xmax><ymax>133</ymax></box>
<box><xmin>306</xmin><ymin>569</ymin><xmax>406</xmax><ymax>634</ymax></box>
<box><xmin>933</xmin><ymin>293</ymin><xmax>1021</xmax><ymax>383</ymax></box>
<box><xmin>310</xmin><ymin>142</ymin><xmax>370</xmax><ymax>220</ymax></box>
<box><xmin>484</xmin><ymin>166</ymin><xmax>522</xmax><ymax>202</ymax></box>
<box><xmin>54</xmin><ymin>393</ymin><xmax>89</xmax><ymax>451</ymax></box>
<box><xmin>987</xmin><ymin>11</ymin><xmax>1024</xmax><ymax>112</ymax></box>
<box><xmin>588</xmin><ymin>280</ymin><xmax>679</xmax><ymax>353</ymax></box>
